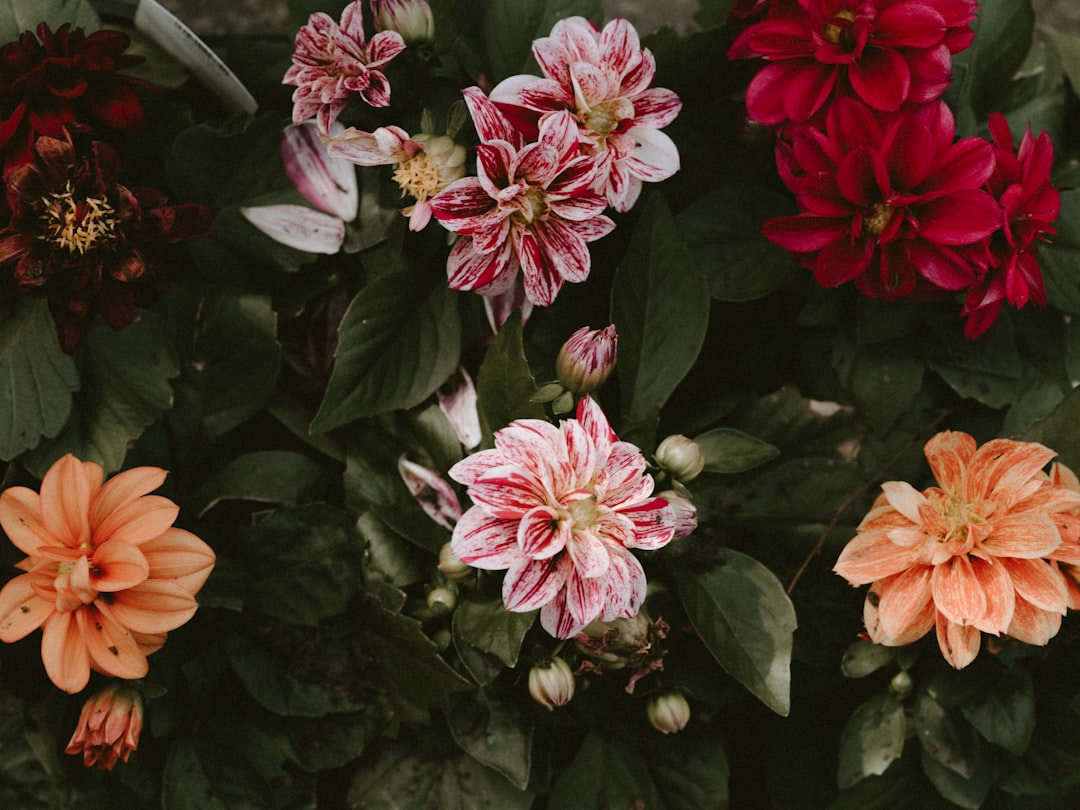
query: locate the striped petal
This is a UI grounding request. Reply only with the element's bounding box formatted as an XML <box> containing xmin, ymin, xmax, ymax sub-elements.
<box><xmin>451</xmin><ymin>508</ymin><xmax>521</xmax><ymax>570</ymax></box>
<box><xmin>931</xmin><ymin>555</ymin><xmax>987</xmax><ymax>626</ymax></box>
<box><xmin>240</xmin><ymin>205</ymin><xmax>345</xmax><ymax>254</ymax></box>
<box><xmin>935</xmin><ymin>613</ymin><xmax>981</xmax><ymax>669</ymax></box>
<box><xmin>503</xmin><ymin>554</ymin><xmax>570</xmax><ymax>612</ymax></box>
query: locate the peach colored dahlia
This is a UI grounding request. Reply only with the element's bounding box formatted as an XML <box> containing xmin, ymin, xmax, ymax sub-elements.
<box><xmin>833</xmin><ymin>431</ymin><xmax>1080</xmax><ymax>669</ymax></box>
<box><xmin>0</xmin><ymin>454</ymin><xmax>215</xmax><ymax>693</ymax></box>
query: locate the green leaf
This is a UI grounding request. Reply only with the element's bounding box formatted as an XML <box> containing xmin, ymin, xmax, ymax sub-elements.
<box><xmin>348</xmin><ymin>741</ymin><xmax>534</xmax><ymax>809</ymax></box>
<box><xmin>452</xmin><ymin>597</ymin><xmax>535</xmax><ymax>669</ymax></box>
<box><xmin>837</xmin><ymin>692</ymin><xmax>907</xmax><ymax>789</ymax></box>
<box><xmin>286</xmin><ymin>708</ymin><xmax>397</xmax><ymax>771</ymax></box>
<box><xmin>677</xmin><ymin>184</ymin><xmax>798</xmax><ymax>302</ymax></box>
<box><xmin>547</xmin><ymin>731</ymin><xmax>660</xmax><ymax>809</ymax></box>
<box><xmin>312</xmin><ymin>257</ymin><xmax>461</xmax><ymax>432</ymax></box>
<box><xmin>0</xmin><ymin>300</ymin><xmax>78</xmax><ymax>461</ymax></box>
<box><xmin>447</xmin><ymin>689</ymin><xmax>533</xmax><ymax>790</ymax></box>
<box><xmin>926</xmin><ymin>314</ymin><xmax>1024</xmax><ymax>409</ymax></box>
<box><xmin>1020</xmin><ymin>386</ymin><xmax>1080</xmax><ymax>471</ymax></box>
<box><xmin>840</xmin><ymin>640</ymin><xmax>897</xmax><ymax>679</ymax></box>
<box><xmin>483</xmin><ymin>0</ymin><xmax>602</xmax><ymax>80</ymax></box>
<box><xmin>674</xmin><ymin>549</ymin><xmax>797</xmax><ymax>716</ymax></box>
<box><xmin>0</xmin><ymin>0</ymin><xmax>98</xmax><ymax>42</ymax></box>
<box><xmin>919</xmin><ymin>742</ymin><xmax>994</xmax><ymax>810</ymax></box>
<box><xmin>162</xmin><ymin>733</ymin><xmax>285</xmax><ymax>810</ymax></box>
<box><xmin>694</xmin><ymin>427</ymin><xmax>779</xmax><ymax>474</ymax></box>
<box><xmin>833</xmin><ymin>340</ymin><xmax>925</xmax><ymax>435</ymax></box>
<box><xmin>1040</xmin><ymin>190</ymin><xmax>1080</xmax><ymax>314</ymax></box>
<box><xmin>192</xmin><ymin>450</ymin><xmax>338</xmax><ymax>516</ymax></box>
<box><xmin>912</xmin><ymin>689</ymin><xmax>978</xmax><ymax>779</ymax></box>
<box><xmin>162</xmin><ymin>738</ymin><xmax>232</xmax><ymax>810</ymax></box>
<box><xmin>960</xmin><ymin>665</ymin><xmax>1036</xmax><ymax>756</ymax></box>
<box><xmin>25</xmin><ymin>311</ymin><xmax>178</xmax><ymax>475</ymax></box>
<box><xmin>611</xmin><ymin>194</ymin><xmax>710</xmax><ymax>442</ymax></box>
<box><xmin>475</xmin><ymin>309</ymin><xmax>546</xmax><ymax>441</ymax></box>
<box><xmin>355</xmin><ymin>510</ymin><xmax>427</xmax><ymax>588</ymax></box>
<box><xmin>649</xmin><ymin>734</ymin><xmax>731</xmax><ymax>810</ymax></box>
<box><xmin>1043</xmin><ymin>24</ymin><xmax>1080</xmax><ymax>95</ymax></box>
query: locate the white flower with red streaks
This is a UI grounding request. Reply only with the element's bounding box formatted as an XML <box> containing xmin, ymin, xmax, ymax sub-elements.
<box><xmin>449</xmin><ymin>397</ymin><xmax>676</xmax><ymax>639</ymax></box>
<box><xmin>431</xmin><ymin>87</ymin><xmax>614</xmax><ymax>307</ymax></box>
<box><xmin>490</xmin><ymin>17</ymin><xmax>681</xmax><ymax>212</ymax></box>
<box><xmin>283</xmin><ymin>1</ymin><xmax>406</xmax><ymax>133</ymax></box>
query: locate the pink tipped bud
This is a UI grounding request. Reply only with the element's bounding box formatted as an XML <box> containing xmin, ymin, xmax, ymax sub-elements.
<box><xmin>65</xmin><ymin>683</ymin><xmax>144</xmax><ymax>770</ymax></box>
<box><xmin>281</xmin><ymin>121</ymin><xmax>358</xmax><ymax>221</ymax></box>
<box><xmin>370</xmin><ymin>0</ymin><xmax>435</xmax><ymax>44</ymax></box>
<box><xmin>397</xmin><ymin>456</ymin><xmax>463</xmax><ymax>530</ymax></box>
<box><xmin>556</xmin><ymin>325</ymin><xmax>617</xmax><ymax>394</ymax></box>
<box><xmin>655</xmin><ymin>435</ymin><xmax>704</xmax><ymax>482</ymax></box>
<box><xmin>646</xmin><ymin>690</ymin><xmax>690</xmax><ymax>734</ymax></box>
<box><xmin>528</xmin><ymin>656</ymin><xmax>576</xmax><ymax>710</ymax></box>
<box><xmin>656</xmin><ymin>490</ymin><xmax>697</xmax><ymax>539</ymax></box>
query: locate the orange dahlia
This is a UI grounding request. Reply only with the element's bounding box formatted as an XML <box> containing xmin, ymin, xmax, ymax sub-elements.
<box><xmin>0</xmin><ymin>454</ymin><xmax>215</xmax><ymax>693</ymax></box>
<box><xmin>834</xmin><ymin>431</ymin><xmax>1080</xmax><ymax>669</ymax></box>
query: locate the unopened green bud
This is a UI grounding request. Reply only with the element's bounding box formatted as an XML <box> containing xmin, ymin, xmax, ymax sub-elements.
<box><xmin>654</xmin><ymin>435</ymin><xmax>704</xmax><ymax>482</ymax></box>
<box><xmin>647</xmin><ymin>690</ymin><xmax>690</xmax><ymax>734</ymax></box>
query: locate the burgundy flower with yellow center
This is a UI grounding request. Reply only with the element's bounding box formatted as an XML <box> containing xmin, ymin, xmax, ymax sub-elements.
<box><xmin>0</xmin><ymin>22</ymin><xmax>153</xmax><ymax>169</ymax></box>
<box><xmin>728</xmin><ymin>0</ymin><xmax>976</xmax><ymax>126</ymax></box>
<box><xmin>0</xmin><ymin>128</ymin><xmax>212</xmax><ymax>352</ymax></box>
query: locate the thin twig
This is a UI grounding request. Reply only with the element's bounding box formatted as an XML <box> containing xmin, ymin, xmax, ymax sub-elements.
<box><xmin>786</xmin><ymin>409</ymin><xmax>952</xmax><ymax>595</ymax></box>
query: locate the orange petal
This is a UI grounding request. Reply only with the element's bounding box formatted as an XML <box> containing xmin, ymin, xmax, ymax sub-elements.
<box><xmin>106</xmin><ymin>580</ymin><xmax>198</xmax><ymax>635</ymax></box>
<box><xmin>141</xmin><ymin>528</ymin><xmax>216</xmax><ymax>594</ymax></box>
<box><xmin>92</xmin><ymin>496</ymin><xmax>179</xmax><ymax>547</ymax></box>
<box><xmin>91</xmin><ymin>541</ymin><xmax>150</xmax><ymax>592</ymax></box>
<box><xmin>924</xmin><ymin>431</ymin><xmax>976</xmax><ymax>493</ymax></box>
<box><xmin>968</xmin><ymin>555</ymin><xmax>1015</xmax><ymax>634</ymax></box>
<box><xmin>39</xmin><ymin>455</ymin><xmax>101</xmax><ymax>549</ymax></box>
<box><xmin>979</xmin><ymin>439</ymin><xmax>1055</xmax><ymax>501</ymax></box>
<box><xmin>931</xmin><ymin>555</ymin><xmax>987</xmax><ymax>626</ymax></box>
<box><xmin>982</xmin><ymin>512</ymin><xmax>1061</xmax><ymax>559</ymax></box>
<box><xmin>131</xmin><ymin>630</ymin><xmax>167</xmax><ymax>657</ymax></box>
<box><xmin>1006</xmin><ymin>594</ymin><xmax>1063</xmax><ymax>646</ymax></box>
<box><xmin>78</xmin><ymin>604</ymin><xmax>148</xmax><ymax>681</ymax></box>
<box><xmin>41</xmin><ymin>610</ymin><xmax>91</xmax><ymax>693</ymax></box>
<box><xmin>90</xmin><ymin>466</ymin><xmax>168</xmax><ymax>532</ymax></box>
<box><xmin>0</xmin><ymin>574</ymin><xmax>53</xmax><ymax>641</ymax></box>
<box><xmin>1001</xmin><ymin>557</ymin><xmax>1068</xmax><ymax>613</ymax></box>
<box><xmin>0</xmin><ymin>487</ymin><xmax>50</xmax><ymax>556</ymax></box>
<box><xmin>935</xmin><ymin>613</ymin><xmax>981</xmax><ymax>669</ymax></box>
<box><xmin>869</xmin><ymin>566</ymin><xmax>934</xmax><ymax>644</ymax></box>
<box><xmin>833</xmin><ymin>529</ymin><xmax>923</xmax><ymax>585</ymax></box>
<box><xmin>1050</xmin><ymin>461</ymin><xmax>1080</xmax><ymax>491</ymax></box>
<box><xmin>880</xmin><ymin>481</ymin><xmax>927</xmax><ymax>524</ymax></box>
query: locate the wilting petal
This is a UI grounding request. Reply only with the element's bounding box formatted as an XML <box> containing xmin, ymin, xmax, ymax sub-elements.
<box><xmin>240</xmin><ymin>205</ymin><xmax>345</xmax><ymax>253</ymax></box>
<box><xmin>437</xmin><ymin>367</ymin><xmax>482</xmax><ymax>450</ymax></box>
<box><xmin>283</xmin><ymin>121</ymin><xmax>359</xmax><ymax>220</ymax></box>
<box><xmin>397</xmin><ymin>456</ymin><xmax>463</xmax><ymax>530</ymax></box>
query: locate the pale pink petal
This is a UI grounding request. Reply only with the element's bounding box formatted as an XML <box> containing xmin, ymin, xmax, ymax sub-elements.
<box><xmin>240</xmin><ymin>205</ymin><xmax>345</xmax><ymax>253</ymax></box>
<box><xmin>437</xmin><ymin>367</ymin><xmax>482</xmax><ymax>450</ymax></box>
<box><xmin>451</xmin><ymin>508</ymin><xmax>521</xmax><ymax>569</ymax></box>
<box><xmin>283</xmin><ymin>121</ymin><xmax>359</xmax><ymax>219</ymax></box>
<box><xmin>503</xmin><ymin>554</ymin><xmax>570</xmax><ymax>612</ymax></box>
<box><xmin>624</xmin><ymin>126</ymin><xmax>680</xmax><ymax>182</ymax></box>
<box><xmin>879</xmin><ymin>480</ymin><xmax>927</xmax><ymax>524</ymax></box>
<box><xmin>397</xmin><ymin>457</ymin><xmax>463</xmax><ymax>530</ymax></box>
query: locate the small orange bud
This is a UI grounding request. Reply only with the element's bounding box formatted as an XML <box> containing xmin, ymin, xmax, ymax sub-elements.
<box><xmin>65</xmin><ymin>683</ymin><xmax>144</xmax><ymax>770</ymax></box>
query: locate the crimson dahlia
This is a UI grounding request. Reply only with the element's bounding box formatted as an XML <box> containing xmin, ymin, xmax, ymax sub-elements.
<box><xmin>728</xmin><ymin>0</ymin><xmax>976</xmax><ymax>126</ymax></box>
<box><xmin>763</xmin><ymin>98</ymin><xmax>1000</xmax><ymax>301</ymax></box>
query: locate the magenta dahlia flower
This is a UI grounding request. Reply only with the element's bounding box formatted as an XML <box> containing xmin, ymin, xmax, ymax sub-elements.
<box><xmin>763</xmin><ymin>98</ymin><xmax>1000</xmax><ymax>300</ymax></box>
<box><xmin>449</xmin><ymin>397</ymin><xmax>676</xmax><ymax>639</ymax></box>
<box><xmin>728</xmin><ymin>0</ymin><xmax>977</xmax><ymax>126</ymax></box>
<box><xmin>283</xmin><ymin>1</ymin><xmax>406</xmax><ymax>133</ymax></box>
<box><xmin>430</xmin><ymin>87</ymin><xmax>614</xmax><ymax>307</ymax></box>
<box><xmin>489</xmin><ymin>16</ymin><xmax>682</xmax><ymax>212</ymax></box>
<box><xmin>960</xmin><ymin>114</ymin><xmax>1059</xmax><ymax>339</ymax></box>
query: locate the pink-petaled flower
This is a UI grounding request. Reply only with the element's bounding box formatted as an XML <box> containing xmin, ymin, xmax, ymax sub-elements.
<box><xmin>763</xmin><ymin>98</ymin><xmax>1000</xmax><ymax>300</ymax></box>
<box><xmin>490</xmin><ymin>17</ymin><xmax>681</xmax><ymax>212</ymax></box>
<box><xmin>64</xmin><ymin>682</ymin><xmax>143</xmax><ymax>770</ymax></box>
<box><xmin>833</xmin><ymin>431</ymin><xmax>1080</xmax><ymax>669</ymax></box>
<box><xmin>556</xmin><ymin>324</ymin><xmax>617</xmax><ymax>394</ymax></box>
<box><xmin>728</xmin><ymin>0</ymin><xmax>977</xmax><ymax>126</ymax></box>
<box><xmin>283</xmin><ymin>1</ymin><xmax>406</xmax><ymax>133</ymax></box>
<box><xmin>449</xmin><ymin>397</ymin><xmax>676</xmax><ymax>638</ymax></box>
<box><xmin>960</xmin><ymin>114</ymin><xmax>1060</xmax><ymax>339</ymax></box>
<box><xmin>430</xmin><ymin>87</ymin><xmax>615</xmax><ymax>307</ymax></box>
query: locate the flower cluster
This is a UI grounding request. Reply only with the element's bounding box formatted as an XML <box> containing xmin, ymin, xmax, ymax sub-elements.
<box><xmin>281</xmin><ymin>10</ymin><xmax>681</xmax><ymax>314</ymax></box>
<box><xmin>833</xmin><ymin>431</ymin><xmax>1080</xmax><ymax>669</ymax></box>
<box><xmin>731</xmin><ymin>0</ymin><xmax>1059</xmax><ymax>338</ymax></box>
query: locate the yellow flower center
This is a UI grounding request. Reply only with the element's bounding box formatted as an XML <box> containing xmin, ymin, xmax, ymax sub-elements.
<box><xmin>567</xmin><ymin>496</ymin><xmax>601</xmax><ymax>531</ymax></box>
<box><xmin>823</xmin><ymin>10</ymin><xmax>857</xmax><ymax>49</ymax></box>
<box><xmin>863</xmin><ymin>202</ymin><xmax>893</xmax><ymax>237</ymax></box>
<box><xmin>393</xmin><ymin>153</ymin><xmax>443</xmax><ymax>201</ymax></box>
<box><xmin>512</xmin><ymin>188</ymin><xmax>548</xmax><ymax>225</ymax></box>
<box><xmin>584</xmin><ymin>102</ymin><xmax>620</xmax><ymax>137</ymax></box>
<box><xmin>39</xmin><ymin>182</ymin><xmax>120</xmax><ymax>254</ymax></box>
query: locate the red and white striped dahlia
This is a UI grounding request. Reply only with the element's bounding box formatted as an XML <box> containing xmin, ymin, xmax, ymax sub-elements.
<box><xmin>449</xmin><ymin>397</ymin><xmax>676</xmax><ymax>638</ymax></box>
<box><xmin>430</xmin><ymin>87</ymin><xmax>614</xmax><ymax>307</ymax></box>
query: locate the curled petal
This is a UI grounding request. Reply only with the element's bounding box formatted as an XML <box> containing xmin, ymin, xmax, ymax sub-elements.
<box><xmin>240</xmin><ymin>205</ymin><xmax>345</xmax><ymax>253</ymax></box>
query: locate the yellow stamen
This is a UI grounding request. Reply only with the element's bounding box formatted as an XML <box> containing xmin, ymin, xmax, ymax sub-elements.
<box><xmin>393</xmin><ymin>153</ymin><xmax>443</xmax><ymax>201</ymax></box>
<box><xmin>39</xmin><ymin>182</ymin><xmax>119</xmax><ymax>254</ymax></box>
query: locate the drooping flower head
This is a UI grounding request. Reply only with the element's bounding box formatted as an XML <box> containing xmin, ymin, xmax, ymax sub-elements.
<box><xmin>833</xmin><ymin>431</ymin><xmax>1080</xmax><ymax>669</ymax></box>
<box><xmin>960</xmin><ymin>114</ymin><xmax>1060</xmax><ymax>339</ymax></box>
<box><xmin>0</xmin><ymin>454</ymin><xmax>216</xmax><ymax>693</ymax></box>
<box><xmin>727</xmin><ymin>0</ymin><xmax>978</xmax><ymax>126</ymax></box>
<box><xmin>490</xmin><ymin>17</ymin><xmax>682</xmax><ymax>212</ymax></box>
<box><xmin>283</xmin><ymin>1</ymin><xmax>406</xmax><ymax>132</ymax></box>
<box><xmin>763</xmin><ymin>98</ymin><xmax>1000</xmax><ymax>302</ymax></box>
<box><xmin>0</xmin><ymin>23</ymin><xmax>154</xmax><ymax>169</ymax></box>
<box><xmin>64</xmin><ymin>681</ymin><xmax>144</xmax><ymax>770</ymax></box>
<box><xmin>0</xmin><ymin>129</ymin><xmax>212</xmax><ymax>352</ymax></box>
<box><xmin>431</xmin><ymin>87</ymin><xmax>615</xmax><ymax>307</ymax></box>
<box><xmin>450</xmin><ymin>397</ymin><xmax>676</xmax><ymax>638</ymax></box>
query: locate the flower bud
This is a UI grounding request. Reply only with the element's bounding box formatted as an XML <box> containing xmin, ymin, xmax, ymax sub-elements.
<box><xmin>646</xmin><ymin>690</ymin><xmax>690</xmax><ymax>734</ymax></box>
<box><xmin>371</xmin><ymin>0</ymin><xmax>435</xmax><ymax>45</ymax></box>
<box><xmin>654</xmin><ymin>435</ymin><xmax>705</xmax><ymax>482</ymax></box>
<box><xmin>64</xmin><ymin>683</ymin><xmax>144</xmax><ymax>770</ymax></box>
<box><xmin>438</xmin><ymin>542</ymin><xmax>472</xmax><ymax>582</ymax></box>
<box><xmin>427</xmin><ymin>586</ymin><xmax>457</xmax><ymax>615</ymax></box>
<box><xmin>889</xmin><ymin>670</ymin><xmax>913</xmax><ymax>699</ymax></box>
<box><xmin>528</xmin><ymin>656</ymin><xmax>576</xmax><ymax>710</ymax></box>
<box><xmin>656</xmin><ymin>490</ymin><xmax>697</xmax><ymax>539</ymax></box>
<box><xmin>556</xmin><ymin>325</ymin><xmax>617</xmax><ymax>395</ymax></box>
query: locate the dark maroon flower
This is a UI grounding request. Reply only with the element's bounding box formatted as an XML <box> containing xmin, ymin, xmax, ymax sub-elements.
<box><xmin>763</xmin><ymin>98</ymin><xmax>1000</xmax><ymax>300</ymax></box>
<box><xmin>727</xmin><ymin>0</ymin><xmax>977</xmax><ymax>126</ymax></box>
<box><xmin>960</xmin><ymin>114</ymin><xmax>1059</xmax><ymax>339</ymax></box>
<box><xmin>0</xmin><ymin>23</ymin><xmax>154</xmax><ymax>169</ymax></box>
<box><xmin>0</xmin><ymin>129</ymin><xmax>212</xmax><ymax>352</ymax></box>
